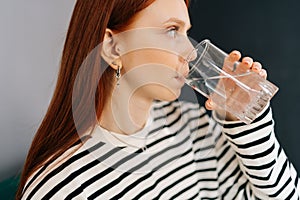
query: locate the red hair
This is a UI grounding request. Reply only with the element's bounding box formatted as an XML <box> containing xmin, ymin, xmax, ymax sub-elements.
<box><xmin>16</xmin><ymin>0</ymin><xmax>189</xmax><ymax>199</ymax></box>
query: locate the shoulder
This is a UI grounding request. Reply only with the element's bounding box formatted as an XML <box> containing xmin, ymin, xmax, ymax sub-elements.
<box><xmin>21</xmin><ymin>143</ymin><xmax>90</xmax><ymax>199</ymax></box>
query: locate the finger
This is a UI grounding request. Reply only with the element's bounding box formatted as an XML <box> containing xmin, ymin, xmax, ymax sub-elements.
<box><xmin>205</xmin><ymin>99</ymin><xmax>215</xmax><ymax>110</ymax></box>
<box><xmin>241</xmin><ymin>57</ymin><xmax>253</xmax><ymax>69</ymax></box>
<box><xmin>227</xmin><ymin>50</ymin><xmax>241</xmax><ymax>62</ymax></box>
<box><xmin>251</xmin><ymin>61</ymin><xmax>262</xmax><ymax>73</ymax></box>
<box><xmin>259</xmin><ymin>69</ymin><xmax>267</xmax><ymax>79</ymax></box>
<box><xmin>223</xmin><ymin>50</ymin><xmax>241</xmax><ymax>72</ymax></box>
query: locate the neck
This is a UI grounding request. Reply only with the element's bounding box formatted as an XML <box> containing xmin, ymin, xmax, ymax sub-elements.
<box><xmin>99</xmin><ymin>85</ymin><xmax>153</xmax><ymax>135</ymax></box>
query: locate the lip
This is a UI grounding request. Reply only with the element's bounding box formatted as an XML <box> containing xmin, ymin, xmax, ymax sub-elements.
<box><xmin>174</xmin><ymin>75</ymin><xmax>185</xmax><ymax>86</ymax></box>
<box><xmin>175</xmin><ymin>70</ymin><xmax>188</xmax><ymax>80</ymax></box>
<box><xmin>175</xmin><ymin>75</ymin><xmax>184</xmax><ymax>81</ymax></box>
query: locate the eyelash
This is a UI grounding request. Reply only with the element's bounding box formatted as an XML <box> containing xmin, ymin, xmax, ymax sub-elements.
<box><xmin>167</xmin><ymin>26</ymin><xmax>180</xmax><ymax>38</ymax></box>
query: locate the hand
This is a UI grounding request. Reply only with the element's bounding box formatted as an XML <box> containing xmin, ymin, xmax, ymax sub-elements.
<box><xmin>205</xmin><ymin>50</ymin><xmax>268</xmax><ymax>121</ymax></box>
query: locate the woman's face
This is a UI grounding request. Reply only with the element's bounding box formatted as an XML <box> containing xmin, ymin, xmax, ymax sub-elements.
<box><xmin>115</xmin><ymin>0</ymin><xmax>193</xmax><ymax>101</ymax></box>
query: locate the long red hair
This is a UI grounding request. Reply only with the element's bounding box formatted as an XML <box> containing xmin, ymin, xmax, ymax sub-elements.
<box><xmin>16</xmin><ymin>0</ymin><xmax>189</xmax><ymax>199</ymax></box>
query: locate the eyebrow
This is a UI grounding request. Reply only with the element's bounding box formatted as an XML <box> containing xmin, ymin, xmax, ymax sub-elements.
<box><xmin>163</xmin><ymin>17</ymin><xmax>192</xmax><ymax>30</ymax></box>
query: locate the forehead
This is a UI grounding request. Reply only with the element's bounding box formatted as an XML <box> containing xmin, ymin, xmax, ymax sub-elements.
<box><xmin>128</xmin><ymin>0</ymin><xmax>190</xmax><ymax>28</ymax></box>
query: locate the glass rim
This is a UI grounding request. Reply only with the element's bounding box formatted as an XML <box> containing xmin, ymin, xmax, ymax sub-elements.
<box><xmin>186</xmin><ymin>39</ymin><xmax>211</xmax><ymax>74</ymax></box>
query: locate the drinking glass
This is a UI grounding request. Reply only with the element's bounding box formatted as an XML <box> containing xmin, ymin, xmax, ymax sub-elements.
<box><xmin>185</xmin><ymin>39</ymin><xmax>279</xmax><ymax>124</ymax></box>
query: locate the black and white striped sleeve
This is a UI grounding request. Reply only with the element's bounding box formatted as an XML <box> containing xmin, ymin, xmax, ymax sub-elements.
<box><xmin>213</xmin><ymin>105</ymin><xmax>300</xmax><ymax>199</ymax></box>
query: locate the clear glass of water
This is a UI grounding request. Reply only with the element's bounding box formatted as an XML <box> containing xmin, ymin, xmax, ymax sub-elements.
<box><xmin>185</xmin><ymin>39</ymin><xmax>279</xmax><ymax>124</ymax></box>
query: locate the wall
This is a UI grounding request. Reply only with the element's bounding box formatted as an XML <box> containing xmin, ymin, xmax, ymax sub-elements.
<box><xmin>188</xmin><ymin>0</ymin><xmax>300</xmax><ymax>170</ymax></box>
<box><xmin>0</xmin><ymin>0</ymin><xmax>75</xmax><ymax>181</ymax></box>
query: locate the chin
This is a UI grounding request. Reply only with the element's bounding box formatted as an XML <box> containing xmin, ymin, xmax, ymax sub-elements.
<box><xmin>156</xmin><ymin>89</ymin><xmax>182</xmax><ymax>102</ymax></box>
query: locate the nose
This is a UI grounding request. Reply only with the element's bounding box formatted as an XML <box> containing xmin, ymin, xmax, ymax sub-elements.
<box><xmin>186</xmin><ymin>46</ymin><xmax>197</xmax><ymax>62</ymax></box>
<box><xmin>182</xmin><ymin>38</ymin><xmax>197</xmax><ymax>63</ymax></box>
<box><xmin>178</xmin><ymin>39</ymin><xmax>195</xmax><ymax>77</ymax></box>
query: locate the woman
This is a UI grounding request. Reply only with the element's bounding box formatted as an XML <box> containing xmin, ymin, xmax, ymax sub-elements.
<box><xmin>17</xmin><ymin>0</ymin><xmax>299</xmax><ymax>199</ymax></box>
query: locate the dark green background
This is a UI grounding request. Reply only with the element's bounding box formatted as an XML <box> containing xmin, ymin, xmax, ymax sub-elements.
<box><xmin>188</xmin><ymin>0</ymin><xmax>300</xmax><ymax>171</ymax></box>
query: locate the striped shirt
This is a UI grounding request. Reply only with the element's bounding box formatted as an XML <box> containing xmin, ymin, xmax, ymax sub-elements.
<box><xmin>22</xmin><ymin>100</ymin><xmax>300</xmax><ymax>199</ymax></box>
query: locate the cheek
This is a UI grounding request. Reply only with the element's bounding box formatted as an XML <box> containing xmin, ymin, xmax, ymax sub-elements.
<box><xmin>121</xmin><ymin>49</ymin><xmax>180</xmax><ymax>71</ymax></box>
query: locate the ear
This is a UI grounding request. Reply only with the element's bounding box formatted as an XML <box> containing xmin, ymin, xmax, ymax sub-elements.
<box><xmin>101</xmin><ymin>28</ymin><xmax>122</xmax><ymax>70</ymax></box>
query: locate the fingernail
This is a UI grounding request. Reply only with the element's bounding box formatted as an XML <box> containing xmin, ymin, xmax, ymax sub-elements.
<box><xmin>244</xmin><ymin>61</ymin><xmax>250</xmax><ymax>66</ymax></box>
<box><xmin>232</xmin><ymin>51</ymin><xmax>239</xmax><ymax>57</ymax></box>
<box><xmin>259</xmin><ymin>70</ymin><xmax>265</xmax><ymax>76</ymax></box>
